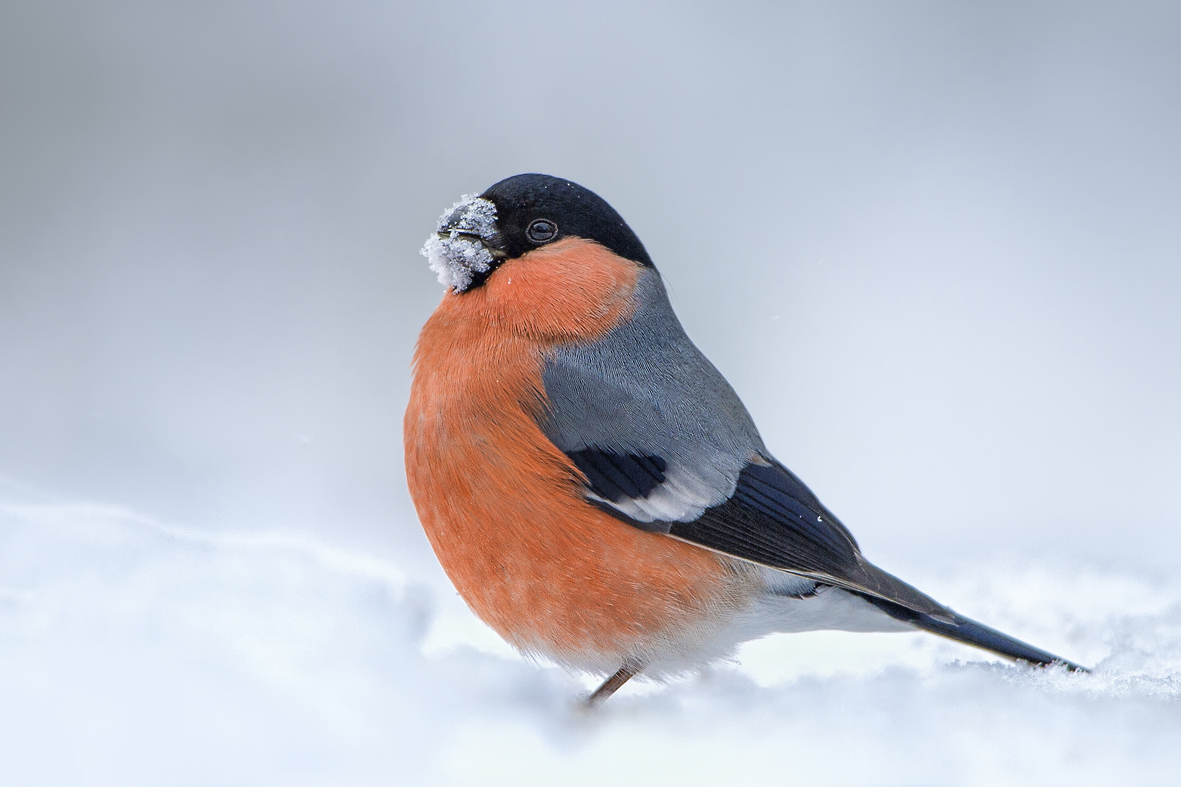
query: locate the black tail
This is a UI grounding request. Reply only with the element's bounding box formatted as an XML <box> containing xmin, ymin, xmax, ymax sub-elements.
<box><xmin>860</xmin><ymin>594</ymin><xmax>1089</xmax><ymax>672</ymax></box>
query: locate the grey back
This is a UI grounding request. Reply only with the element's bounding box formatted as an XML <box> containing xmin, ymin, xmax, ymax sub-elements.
<box><xmin>539</xmin><ymin>269</ymin><xmax>765</xmax><ymax>524</ymax></box>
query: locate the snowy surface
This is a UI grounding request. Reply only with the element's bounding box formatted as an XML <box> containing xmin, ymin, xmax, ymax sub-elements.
<box><xmin>3</xmin><ymin>488</ymin><xmax>1179</xmax><ymax>786</ymax></box>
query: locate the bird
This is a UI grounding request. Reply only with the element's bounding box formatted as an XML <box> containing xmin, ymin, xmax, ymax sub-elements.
<box><xmin>404</xmin><ymin>173</ymin><xmax>1087</xmax><ymax>706</ymax></box>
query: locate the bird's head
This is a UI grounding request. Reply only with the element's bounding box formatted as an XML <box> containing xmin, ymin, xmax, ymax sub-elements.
<box><xmin>421</xmin><ymin>174</ymin><xmax>654</xmax><ymax>293</ymax></box>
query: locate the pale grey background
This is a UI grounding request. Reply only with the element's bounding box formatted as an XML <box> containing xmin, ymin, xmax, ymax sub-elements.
<box><xmin>2</xmin><ymin>0</ymin><xmax>1179</xmax><ymax>580</ymax></box>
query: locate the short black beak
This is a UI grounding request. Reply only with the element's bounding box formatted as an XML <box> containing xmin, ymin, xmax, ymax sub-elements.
<box><xmin>436</xmin><ymin>228</ymin><xmax>508</xmax><ymax>258</ymax></box>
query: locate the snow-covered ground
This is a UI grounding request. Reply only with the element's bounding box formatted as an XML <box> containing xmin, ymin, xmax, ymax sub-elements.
<box><xmin>3</xmin><ymin>489</ymin><xmax>1178</xmax><ymax>786</ymax></box>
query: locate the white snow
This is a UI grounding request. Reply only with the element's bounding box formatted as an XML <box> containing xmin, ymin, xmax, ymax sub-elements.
<box><xmin>421</xmin><ymin>195</ymin><xmax>499</xmax><ymax>292</ymax></box>
<box><xmin>2</xmin><ymin>491</ymin><xmax>1179</xmax><ymax>786</ymax></box>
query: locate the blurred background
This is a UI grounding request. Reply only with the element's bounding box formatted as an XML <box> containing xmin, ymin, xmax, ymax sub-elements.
<box><xmin>3</xmin><ymin>2</ymin><xmax>1180</xmax><ymax>783</ymax></box>
<box><xmin>3</xmin><ymin>0</ymin><xmax>1178</xmax><ymax>574</ymax></box>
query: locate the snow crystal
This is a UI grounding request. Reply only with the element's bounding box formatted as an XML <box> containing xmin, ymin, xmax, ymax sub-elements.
<box><xmin>421</xmin><ymin>194</ymin><xmax>499</xmax><ymax>292</ymax></box>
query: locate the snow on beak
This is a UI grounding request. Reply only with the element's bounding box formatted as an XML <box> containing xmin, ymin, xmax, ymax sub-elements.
<box><xmin>421</xmin><ymin>195</ymin><xmax>504</xmax><ymax>292</ymax></box>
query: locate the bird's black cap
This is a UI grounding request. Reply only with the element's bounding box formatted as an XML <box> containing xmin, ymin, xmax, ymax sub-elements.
<box><xmin>480</xmin><ymin>174</ymin><xmax>654</xmax><ymax>268</ymax></box>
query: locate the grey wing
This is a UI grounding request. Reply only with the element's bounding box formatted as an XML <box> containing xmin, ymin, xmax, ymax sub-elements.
<box><xmin>539</xmin><ymin>269</ymin><xmax>949</xmax><ymax>619</ymax></box>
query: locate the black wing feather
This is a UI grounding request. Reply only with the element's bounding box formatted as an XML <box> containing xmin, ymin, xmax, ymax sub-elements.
<box><xmin>568</xmin><ymin>448</ymin><xmax>667</xmax><ymax>502</ymax></box>
<box><xmin>666</xmin><ymin>460</ymin><xmax>949</xmax><ymax>617</ymax></box>
<box><xmin>672</xmin><ymin>462</ymin><xmax>857</xmax><ymax>579</ymax></box>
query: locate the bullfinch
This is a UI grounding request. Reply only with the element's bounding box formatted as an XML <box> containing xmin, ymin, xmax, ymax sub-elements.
<box><xmin>405</xmin><ymin>173</ymin><xmax>1086</xmax><ymax>705</ymax></box>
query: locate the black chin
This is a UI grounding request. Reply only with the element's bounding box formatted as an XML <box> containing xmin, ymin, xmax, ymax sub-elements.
<box><xmin>456</xmin><ymin>259</ymin><xmax>501</xmax><ymax>292</ymax></box>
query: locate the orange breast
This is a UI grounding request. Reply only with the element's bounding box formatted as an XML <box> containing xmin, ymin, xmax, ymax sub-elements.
<box><xmin>403</xmin><ymin>239</ymin><xmax>754</xmax><ymax>670</ymax></box>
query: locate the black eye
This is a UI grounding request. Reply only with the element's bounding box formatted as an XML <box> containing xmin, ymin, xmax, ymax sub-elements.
<box><xmin>526</xmin><ymin>219</ymin><xmax>558</xmax><ymax>244</ymax></box>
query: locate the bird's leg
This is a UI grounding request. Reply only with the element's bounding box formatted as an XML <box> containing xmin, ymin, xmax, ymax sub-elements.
<box><xmin>585</xmin><ymin>660</ymin><xmax>643</xmax><ymax>707</ymax></box>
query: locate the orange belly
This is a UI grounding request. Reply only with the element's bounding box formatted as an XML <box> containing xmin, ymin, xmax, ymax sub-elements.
<box><xmin>403</xmin><ymin>243</ymin><xmax>756</xmax><ymax>671</ymax></box>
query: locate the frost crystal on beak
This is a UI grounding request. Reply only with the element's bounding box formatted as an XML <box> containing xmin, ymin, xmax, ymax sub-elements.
<box><xmin>420</xmin><ymin>195</ymin><xmax>498</xmax><ymax>292</ymax></box>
